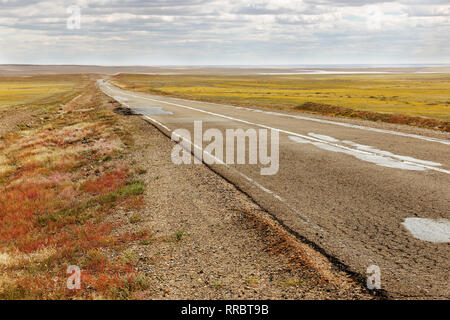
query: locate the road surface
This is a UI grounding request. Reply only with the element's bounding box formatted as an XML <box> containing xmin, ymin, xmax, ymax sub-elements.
<box><xmin>99</xmin><ymin>80</ymin><xmax>450</xmax><ymax>299</ymax></box>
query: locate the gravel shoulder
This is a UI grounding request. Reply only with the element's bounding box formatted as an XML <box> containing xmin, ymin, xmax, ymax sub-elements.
<box><xmin>0</xmin><ymin>108</ymin><xmax>36</xmax><ymax>136</ymax></box>
<box><xmin>116</xmin><ymin>112</ymin><xmax>375</xmax><ymax>300</ymax></box>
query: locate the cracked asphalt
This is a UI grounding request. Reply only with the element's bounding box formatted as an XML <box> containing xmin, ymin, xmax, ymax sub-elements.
<box><xmin>100</xmin><ymin>80</ymin><xmax>450</xmax><ymax>299</ymax></box>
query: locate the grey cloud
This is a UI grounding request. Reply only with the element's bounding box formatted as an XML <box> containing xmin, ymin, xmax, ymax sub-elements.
<box><xmin>0</xmin><ymin>0</ymin><xmax>448</xmax><ymax>65</ymax></box>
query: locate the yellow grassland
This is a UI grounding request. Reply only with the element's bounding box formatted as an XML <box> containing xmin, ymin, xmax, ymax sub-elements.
<box><xmin>112</xmin><ymin>73</ymin><xmax>450</xmax><ymax>121</ymax></box>
<box><xmin>0</xmin><ymin>75</ymin><xmax>88</xmax><ymax>111</ymax></box>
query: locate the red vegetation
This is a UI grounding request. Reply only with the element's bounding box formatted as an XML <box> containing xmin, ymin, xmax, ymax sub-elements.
<box><xmin>82</xmin><ymin>168</ymin><xmax>128</xmax><ymax>194</ymax></box>
<box><xmin>0</xmin><ymin>87</ymin><xmax>148</xmax><ymax>299</ymax></box>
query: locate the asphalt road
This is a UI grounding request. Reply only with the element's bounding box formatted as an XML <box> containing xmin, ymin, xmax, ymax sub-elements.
<box><xmin>99</xmin><ymin>80</ymin><xmax>450</xmax><ymax>299</ymax></box>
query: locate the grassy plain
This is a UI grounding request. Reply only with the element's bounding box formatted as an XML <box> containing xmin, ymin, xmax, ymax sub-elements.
<box><xmin>112</xmin><ymin>73</ymin><xmax>450</xmax><ymax>130</ymax></box>
<box><xmin>0</xmin><ymin>76</ymin><xmax>152</xmax><ymax>299</ymax></box>
<box><xmin>0</xmin><ymin>75</ymin><xmax>88</xmax><ymax>111</ymax></box>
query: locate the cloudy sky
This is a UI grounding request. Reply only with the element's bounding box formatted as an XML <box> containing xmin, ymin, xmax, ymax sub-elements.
<box><xmin>0</xmin><ymin>0</ymin><xmax>449</xmax><ymax>65</ymax></box>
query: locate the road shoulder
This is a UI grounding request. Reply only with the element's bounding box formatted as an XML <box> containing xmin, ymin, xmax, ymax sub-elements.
<box><xmin>117</xmin><ymin>110</ymin><xmax>374</xmax><ymax>299</ymax></box>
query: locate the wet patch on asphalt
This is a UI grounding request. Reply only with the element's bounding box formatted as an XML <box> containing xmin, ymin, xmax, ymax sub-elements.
<box><xmin>131</xmin><ymin>106</ymin><xmax>173</xmax><ymax>115</ymax></box>
<box><xmin>114</xmin><ymin>106</ymin><xmax>135</xmax><ymax>115</ymax></box>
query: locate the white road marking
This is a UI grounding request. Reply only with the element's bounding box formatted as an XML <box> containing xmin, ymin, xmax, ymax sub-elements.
<box><xmin>104</xmin><ymin>82</ymin><xmax>450</xmax><ymax>146</ymax></box>
<box><xmin>402</xmin><ymin>218</ymin><xmax>450</xmax><ymax>243</ymax></box>
<box><xmin>102</xmin><ymin>82</ymin><xmax>450</xmax><ymax>175</ymax></box>
<box><xmin>288</xmin><ymin>133</ymin><xmax>446</xmax><ymax>172</ymax></box>
<box><xmin>342</xmin><ymin>140</ymin><xmax>442</xmax><ymax>167</ymax></box>
<box><xmin>143</xmin><ymin>115</ymin><xmax>171</xmax><ymax>131</ymax></box>
<box><xmin>308</xmin><ymin>133</ymin><xmax>340</xmax><ymax>142</ymax></box>
<box><xmin>113</xmin><ymin>96</ymin><xmax>129</xmax><ymax>102</ymax></box>
<box><xmin>290</xmin><ymin>136</ymin><xmax>440</xmax><ymax>172</ymax></box>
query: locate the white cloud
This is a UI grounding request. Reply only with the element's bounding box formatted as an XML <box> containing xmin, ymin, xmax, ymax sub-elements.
<box><xmin>0</xmin><ymin>0</ymin><xmax>448</xmax><ymax>64</ymax></box>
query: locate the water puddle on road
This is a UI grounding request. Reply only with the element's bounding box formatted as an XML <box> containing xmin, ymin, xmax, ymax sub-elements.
<box><xmin>402</xmin><ymin>218</ymin><xmax>450</xmax><ymax>243</ymax></box>
<box><xmin>132</xmin><ymin>106</ymin><xmax>173</xmax><ymax>115</ymax></box>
